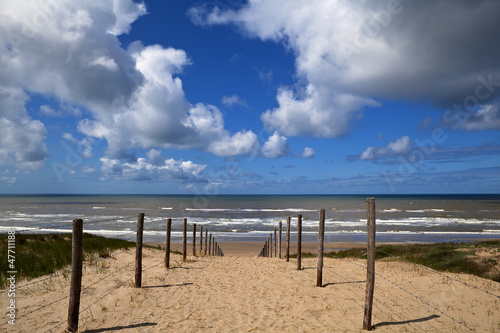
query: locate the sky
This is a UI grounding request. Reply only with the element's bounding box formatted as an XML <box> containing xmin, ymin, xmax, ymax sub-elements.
<box><xmin>0</xmin><ymin>0</ymin><xmax>499</xmax><ymax>195</ymax></box>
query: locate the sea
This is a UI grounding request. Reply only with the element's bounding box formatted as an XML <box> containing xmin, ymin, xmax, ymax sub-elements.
<box><xmin>0</xmin><ymin>194</ymin><xmax>499</xmax><ymax>244</ymax></box>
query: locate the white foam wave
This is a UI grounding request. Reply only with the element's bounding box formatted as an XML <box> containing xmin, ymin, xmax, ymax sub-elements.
<box><xmin>382</xmin><ymin>208</ymin><xmax>402</xmax><ymax>212</ymax></box>
<box><xmin>185</xmin><ymin>208</ymin><xmax>316</xmax><ymax>213</ymax></box>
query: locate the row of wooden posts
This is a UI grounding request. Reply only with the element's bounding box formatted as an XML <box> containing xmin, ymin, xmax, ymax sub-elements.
<box><xmin>162</xmin><ymin>217</ymin><xmax>224</xmax><ymax>271</ymax></box>
<box><xmin>67</xmin><ymin>215</ymin><xmax>223</xmax><ymax>333</ymax></box>
<box><xmin>66</xmin><ymin>198</ymin><xmax>376</xmax><ymax>332</ymax></box>
<box><xmin>256</xmin><ymin>197</ymin><xmax>377</xmax><ymax>331</ymax></box>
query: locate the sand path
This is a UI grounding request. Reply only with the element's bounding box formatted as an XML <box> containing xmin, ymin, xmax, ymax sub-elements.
<box><xmin>2</xmin><ymin>246</ymin><xmax>499</xmax><ymax>332</ymax></box>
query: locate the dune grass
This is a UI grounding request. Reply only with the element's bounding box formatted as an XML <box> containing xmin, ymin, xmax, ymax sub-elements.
<box><xmin>0</xmin><ymin>233</ymin><xmax>135</xmax><ymax>288</ymax></box>
<box><xmin>326</xmin><ymin>240</ymin><xmax>500</xmax><ymax>282</ymax></box>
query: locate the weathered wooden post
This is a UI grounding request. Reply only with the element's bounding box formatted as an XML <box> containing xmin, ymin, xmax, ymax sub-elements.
<box><xmin>135</xmin><ymin>213</ymin><xmax>144</xmax><ymax>287</ymax></box>
<box><xmin>200</xmin><ymin>226</ymin><xmax>204</xmax><ymax>255</ymax></box>
<box><xmin>363</xmin><ymin>197</ymin><xmax>376</xmax><ymax>330</ymax></box>
<box><xmin>192</xmin><ymin>223</ymin><xmax>197</xmax><ymax>256</ymax></box>
<box><xmin>269</xmin><ymin>234</ymin><xmax>273</xmax><ymax>257</ymax></box>
<box><xmin>208</xmin><ymin>233</ymin><xmax>212</xmax><ymax>256</ymax></box>
<box><xmin>286</xmin><ymin>216</ymin><xmax>291</xmax><ymax>262</ymax></box>
<box><xmin>165</xmin><ymin>218</ymin><xmax>171</xmax><ymax>269</ymax></box>
<box><xmin>278</xmin><ymin>221</ymin><xmax>282</xmax><ymax>259</ymax></box>
<box><xmin>183</xmin><ymin>218</ymin><xmax>187</xmax><ymax>262</ymax></box>
<box><xmin>66</xmin><ymin>218</ymin><xmax>83</xmax><ymax>333</ymax></box>
<box><xmin>317</xmin><ymin>209</ymin><xmax>325</xmax><ymax>287</ymax></box>
<box><xmin>204</xmin><ymin>229</ymin><xmax>208</xmax><ymax>255</ymax></box>
<box><xmin>297</xmin><ymin>214</ymin><xmax>302</xmax><ymax>270</ymax></box>
<box><xmin>274</xmin><ymin>227</ymin><xmax>277</xmax><ymax>257</ymax></box>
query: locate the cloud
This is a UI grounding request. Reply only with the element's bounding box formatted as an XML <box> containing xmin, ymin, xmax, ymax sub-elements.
<box><xmin>262</xmin><ymin>131</ymin><xmax>289</xmax><ymax>158</ymax></box>
<box><xmin>62</xmin><ymin>133</ymin><xmax>94</xmax><ymax>159</ymax></box>
<box><xmin>0</xmin><ymin>88</ymin><xmax>48</xmax><ymax>170</ymax></box>
<box><xmin>1</xmin><ymin>0</ymin><xmax>267</xmax><ymax>177</ymax></box>
<box><xmin>81</xmin><ymin>166</ymin><xmax>95</xmax><ymax>173</ymax></box>
<box><xmin>208</xmin><ymin>129</ymin><xmax>259</xmax><ymax>157</ymax></box>
<box><xmin>222</xmin><ymin>94</ymin><xmax>249</xmax><ymax>108</ymax></box>
<box><xmin>261</xmin><ymin>85</ymin><xmax>378</xmax><ymax>137</ymax></box>
<box><xmin>108</xmin><ymin>0</ymin><xmax>147</xmax><ymax>35</ymax></box>
<box><xmin>360</xmin><ymin>136</ymin><xmax>412</xmax><ymax>161</ymax></box>
<box><xmin>460</xmin><ymin>104</ymin><xmax>500</xmax><ymax>131</ymax></box>
<box><xmin>191</xmin><ymin>0</ymin><xmax>500</xmax><ymax>136</ymax></box>
<box><xmin>301</xmin><ymin>147</ymin><xmax>315</xmax><ymax>158</ymax></box>
<box><xmin>39</xmin><ymin>104</ymin><xmax>82</xmax><ymax>118</ymax></box>
<box><xmin>0</xmin><ymin>176</ymin><xmax>16</xmax><ymax>186</ymax></box>
<box><xmin>0</xmin><ymin>0</ymin><xmax>147</xmax><ymax>170</ymax></box>
<box><xmin>356</xmin><ymin>138</ymin><xmax>500</xmax><ymax>165</ymax></box>
<box><xmin>257</xmin><ymin>68</ymin><xmax>273</xmax><ymax>84</ymax></box>
<box><xmin>73</xmin><ymin>37</ymin><xmax>261</xmax><ymax>159</ymax></box>
<box><xmin>100</xmin><ymin>150</ymin><xmax>207</xmax><ymax>183</ymax></box>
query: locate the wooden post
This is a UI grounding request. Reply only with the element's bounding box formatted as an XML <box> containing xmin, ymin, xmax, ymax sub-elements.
<box><xmin>135</xmin><ymin>213</ymin><xmax>144</xmax><ymax>288</ymax></box>
<box><xmin>286</xmin><ymin>217</ymin><xmax>291</xmax><ymax>262</ymax></box>
<box><xmin>317</xmin><ymin>209</ymin><xmax>325</xmax><ymax>287</ymax></box>
<box><xmin>269</xmin><ymin>234</ymin><xmax>273</xmax><ymax>257</ymax></box>
<box><xmin>363</xmin><ymin>197</ymin><xmax>376</xmax><ymax>330</ymax></box>
<box><xmin>278</xmin><ymin>221</ymin><xmax>282</xmax><ymax>259</ymax></box>
<box><xmin>274</xmin><ymin>227</ymin><xmax>277</xmax><ymax>257</ymax></box>
<box><xmin>208</xmin><ymin>234</ymin><xmax>212</xmax><ymax>256</ymax></box>
<box><xmin>192</xmin><ymin>223</ymin><xmax>197</xmax><ymax>256</ymax></box>
<box><xmin>264</xmin><ymin>240</ymin><xmax>267</xmax><ymax>257</ymax></box>
<box><xmin>165</xmin><ymin>218</ymin><xmax>171</xmax><ymax>269</ymax></box>
<box><xmin>213</xmin><ymin>237</ymin><xmax>216</xmax><ymax>256</ymax></box>
<box><xmin>204</xmin><ymin>229</ymin><xmax>208</xmax><ymax>255</ymax></box>
<box><xmin>66</xmin><ymin>218</ymin><xmax>83</xmax><ymax>333</ymax></box>
<box><xmin>183</xmin><ymin>218</ymin><xmax>187</xmax><ymax>262</ymax></box>
<box><xmin>200</xmin><ymin>226</ymin><xmax>204</xmax><ymax>255</ymax></box>
<box><xmin>297</xmin><ymin>214</ymin><xmax>302</xmax><ymax>270</ymax></box>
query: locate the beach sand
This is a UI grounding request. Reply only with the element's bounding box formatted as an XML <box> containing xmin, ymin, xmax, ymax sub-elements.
<box><xmin>3</xmin><ymin>242</ymin><xmax>500</xmax><ymax>332</ymax></box>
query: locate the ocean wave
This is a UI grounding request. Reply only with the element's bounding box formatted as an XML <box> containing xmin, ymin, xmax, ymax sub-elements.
<box><xmin>185</xmin><ymin>208</ymin><xmax>317</xmax><ymax>213</ymax></box>
<box><xmin>406</xmin><ymin>209</ymin><xmax>445</xmax><ymax>213</ymax></box>
<box><xmin>382</xmin><ymin>208</ymin><xmax>402</xmax><ymax>212</ymax></box>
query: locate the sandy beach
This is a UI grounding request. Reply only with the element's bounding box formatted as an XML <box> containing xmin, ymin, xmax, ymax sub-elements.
<box><xmin>2</xmin><ymin>242</ymin><xmax>499</xmax><ymax>332</ymax></box>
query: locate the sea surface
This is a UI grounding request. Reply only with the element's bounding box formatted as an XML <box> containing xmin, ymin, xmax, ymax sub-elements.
<box><xmin>0</xmin><ymin>194</ymin><xmax>499</xmax><ymax>244</ymax></box>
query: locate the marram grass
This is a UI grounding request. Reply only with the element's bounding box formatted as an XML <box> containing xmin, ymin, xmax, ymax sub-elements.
<box><xmin>0</xmin><ymin>233</ymin><xmax>135</xmax><ymax>288</ymax></box>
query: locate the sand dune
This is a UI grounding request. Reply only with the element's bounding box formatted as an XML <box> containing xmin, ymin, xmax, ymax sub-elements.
<box><xmin>3</xmin><ymin>244</ymin><xmax>499</xmax><ymax>332</ymax></box>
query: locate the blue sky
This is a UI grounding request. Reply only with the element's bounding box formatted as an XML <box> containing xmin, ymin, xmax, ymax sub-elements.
<box><xmin>0</xmin><ymin>0</ymin><xmax>499</xmax><ymax>194</ymax></box>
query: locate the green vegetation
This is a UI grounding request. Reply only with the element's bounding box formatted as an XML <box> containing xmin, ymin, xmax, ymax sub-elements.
<box><xmin>0</xmin><ymin>233</ymin><xmax>135</xmax><ymax>288</ymax></box>
<box><xmin>326</xmin><ymin>240</ymin><xmax>500</xmax><ymax>282</ymax></box>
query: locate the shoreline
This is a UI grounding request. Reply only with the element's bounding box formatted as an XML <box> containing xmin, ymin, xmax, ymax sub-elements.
<box><xmin>148</xmin><ymin>241</ymin><xmax>390</xmax><ymax>257</ymax></box>
<box><xmin>147</xmin><ymin>238</ymin><xmax>500</xmax><ymax>257</ymax></box>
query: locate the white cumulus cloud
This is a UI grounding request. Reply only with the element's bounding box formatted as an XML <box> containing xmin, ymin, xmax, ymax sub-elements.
<box><xmin>0</xmin><ymin>0</ymin><xmax>267</xmax><ymax>175</ymax></box>
<box><xmin>191</xmin><ymin>0</ymin><xmax>500</xmax><ymax>137</ymax></box>
<box><xmin>262</xmin><ymin>131</ymin><xmax>289</xmax><ymax>158</ymax></box>
<box><xmin>301</xmin><ymin>147</ymin><xmax>315</xmax><ymax>158</ymax></box>
<box><xmin>360</xmin><ymin>136</ymin><xmax>412</xmax><ymax>161</ymax></box>
<box><xmin>100</xmin><ymin>150</ymin><xmax>207</xmax><ymax>183</ymax></box>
